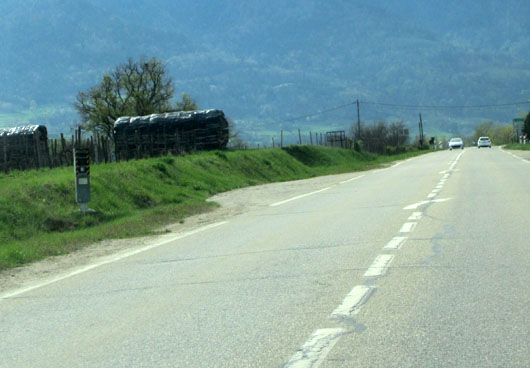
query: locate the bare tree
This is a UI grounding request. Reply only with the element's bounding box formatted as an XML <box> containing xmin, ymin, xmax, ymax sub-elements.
<box><xmin>74</xmin><ymin>56</ymin><xmax>174</xmax><ymax>140</ymax></box>
<box><xmin>387</xmin><ymin>121</ymin><xmax>409</xmax><ymax>147</ymax></box>
<box><xmin>362</xmin><ymin>121</ymin><xmax>388</xmax><ymax>154</ymax></box>
<box><xmin>227</xmin><ymin>119</ymin><xmax>249</xmax><ymax>149</ymax></box>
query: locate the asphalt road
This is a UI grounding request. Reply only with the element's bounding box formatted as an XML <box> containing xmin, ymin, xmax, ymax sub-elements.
<box><xmin>1</xmin><ymin>147</ymin><xmax>529</xmax><ymax>367</ymax></box>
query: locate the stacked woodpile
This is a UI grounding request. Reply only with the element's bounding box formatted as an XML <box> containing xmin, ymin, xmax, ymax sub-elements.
<box><xmin>0</xmin><ymin>125</ymin><xmax>51</xmax><ymax>172</ymax></box>
<box><xmin>113</xmin><ymin>109</ymin><xmax>229</xmax><ymax>161</ymax></box>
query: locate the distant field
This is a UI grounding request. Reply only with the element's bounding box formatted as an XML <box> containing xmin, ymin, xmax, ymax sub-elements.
<box><xmin>0</xmin><ymin>146</ymin><xmax>431</xmax><ymax>271</ymax></box>
<box><xmin>0</xmin><ymin>104</ymin><xmax>75</xmax><ymax>133</ymax></box>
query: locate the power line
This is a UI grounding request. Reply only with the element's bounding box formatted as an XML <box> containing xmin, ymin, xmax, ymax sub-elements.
<box><xmin>279</xmin><ymin>101</ymin><xmax>356</xmax><ymax>124</ymax></box>
<box><xmin>275</xmin><ymin>98</ymin><xmax>529</xmax><ymax>126</ymax></box>
<box><xmin>360</xmin><ymin>100</ymin><xmax>529</xmax><ymax>110</ymax></box>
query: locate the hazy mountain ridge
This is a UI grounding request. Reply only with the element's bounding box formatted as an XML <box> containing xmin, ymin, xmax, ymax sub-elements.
<box><xmin>1</xmin><ymin>0</ymin><xmax>529</xmax><ymax>138</ymax></box>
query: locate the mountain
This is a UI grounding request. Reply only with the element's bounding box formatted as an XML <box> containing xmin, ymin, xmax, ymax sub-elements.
<box><xmin>1</xmin><ymin>0</ymin><xmax>529</xmax><ymax>142</ymax></box>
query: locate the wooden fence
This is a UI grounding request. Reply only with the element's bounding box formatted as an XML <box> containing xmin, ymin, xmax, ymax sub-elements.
<box><xmin>1</xmin><ymin>125</ymin><xmax>113</xmax><ymax>174</ymax></box>
<box><xmin>1</xmin><ymin>109</ymin><xmax>229</xmax><ymax>173</ymax></box>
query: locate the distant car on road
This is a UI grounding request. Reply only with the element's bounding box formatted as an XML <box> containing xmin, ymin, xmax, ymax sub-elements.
<box><xmin>449</xmin><ymin>137</ymin><xmax>464</xmax><ymax>150</ymax></box>
<box><xmin>477</xmin><ymin>136</ymin><xmax>491</xmax><ymax>148</ymax></box>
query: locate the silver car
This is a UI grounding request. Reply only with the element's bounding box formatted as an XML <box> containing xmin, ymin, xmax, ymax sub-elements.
<box><xmin>477</xmin><ymin>136</ymin><xmax>491</xmax><ymax>148</ymax></box>
<box><xmin>449</xmin><ymin>137</ymin><xmax>464</xmax><ymax>150</ymax></box>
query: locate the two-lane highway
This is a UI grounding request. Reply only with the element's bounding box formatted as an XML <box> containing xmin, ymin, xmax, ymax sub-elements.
<box><xmin>1</xmin><ymin>147</ymin><xmax>528</xmax><ymax>367</ymax></box>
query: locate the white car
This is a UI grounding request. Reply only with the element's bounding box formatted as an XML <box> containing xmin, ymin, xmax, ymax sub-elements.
<box><xmin>477</xmin><ymin>136</ymin><xmax>491</xmax><ymax>148</ymax></box>
<box><xmin>449</xmin><ymin>137</ymin><xmax>464</xmax><ymax>150</ymax></box>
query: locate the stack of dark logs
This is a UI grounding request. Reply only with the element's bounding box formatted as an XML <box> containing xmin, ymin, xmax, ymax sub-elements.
<box><xmin>0</xmin><ymin>110</ymin><xmax>229</xmax><ymax>173</ymax></box>
<box><xmin>0</xmin><ymin>125</ymin><xmax>51</xmax><ymax>173</ymax></box>
<box><xmin>113</xmin><ymin>109</ymin><xmax>229</xmax><ymax>161</ymax></box>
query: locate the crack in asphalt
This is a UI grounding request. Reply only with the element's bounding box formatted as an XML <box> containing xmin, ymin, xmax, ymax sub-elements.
<box><xmin>134</xmin><ymin>241</ymin><xmax>389</xmax><ymax>265</ymax></box>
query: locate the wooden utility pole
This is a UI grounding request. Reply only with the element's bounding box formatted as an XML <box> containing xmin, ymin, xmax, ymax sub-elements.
<box><xmin>280</xmin><ymin>130</ymin><xmax>283</xmax><ymax>148</ymax></box>
<box><xmin>298</xmin><ymin>129</ymin><xmax>302</xmax><ymax>145</ymax></box>
<box><xmin>418</xmin><ymin>113</ymin><xmax>424</xmax><ymax>148</ymax></box>
<box><xmin>356</xmin><ymin>99</ymin><xmax>361</xmax><ymax>140</ymax></box>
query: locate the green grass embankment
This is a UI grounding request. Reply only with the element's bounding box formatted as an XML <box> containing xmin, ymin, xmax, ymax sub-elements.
<box><xmin>504</xmin><ymin>143</ymin><xmax>530</xmax><ymax>150</ymax></box>
<box><xmin>0</xmin><ymin>146</ymin><xmax>428</xmax><ymax>271</ymax></box>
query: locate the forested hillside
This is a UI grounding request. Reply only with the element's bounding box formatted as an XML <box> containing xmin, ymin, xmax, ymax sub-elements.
<box><xmin>1</xmin><ymin>0</ymin><xmax>529</xmax><ymax>139</ymax></box>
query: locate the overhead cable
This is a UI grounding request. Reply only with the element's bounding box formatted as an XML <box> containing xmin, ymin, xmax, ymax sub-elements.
<box><xmin>280</xmin><ymin>101</ymin><xmax>356</xmax><ymax>123</ymax></box>
<box><xmin>360</xmin><ymin>100</ymin><xmax>529</xmax><ymax>109</ymax></box>
<box><xmin>277</xmin><ymin>99</ymin><xmax>528</xmax><ymax>125</ymax></box>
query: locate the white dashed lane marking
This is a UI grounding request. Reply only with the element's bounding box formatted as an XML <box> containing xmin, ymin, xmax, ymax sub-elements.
<box><xmin>384</xmin><ymin>236</ymin><xmax>408</xmax><ymax>250</ymax></box>
<box><xmin>408</xmin><ymin>212</ymin><xmax>422</xmax><ymax>220</ymax></box>
<box><xmin>404</xmin><ymin>198</ymin><xmax>452</xmax><ymax>210</ymax></box>
<box><xmin>330</xmin><ymin>285</ymin><xmax>374</xmax><ymax>319</ymax></box>
<box><xmin>400</xmin><ymin>222</ymin><xmax>417</xmax><ymax>233</ymax></box>
<box><xmin>286</xmin><ymin>153</ymin><xmax>466</xmax><ymax>367</ymax></box>
<box><xmin>285</xmin><ymin>328</ymin><xmax>345</xmax><ymax>368</ymax></box>
<box><xmin>364</xmin><ymin>254</ymin><xmax>395</xmax><ymax>277</ymax></box>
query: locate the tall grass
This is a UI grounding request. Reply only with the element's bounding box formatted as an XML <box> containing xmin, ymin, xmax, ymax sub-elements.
<box><xmin>0</xmin><ymin>146</ymin><xmax>428</xmax><ymax>271</ymax></box>
<box><xmin>504</xmin><ymin>143</ymin><xmax>530</xmax><ymax>150</ymax></box>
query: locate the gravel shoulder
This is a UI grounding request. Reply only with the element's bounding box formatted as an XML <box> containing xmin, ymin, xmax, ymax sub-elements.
<box><xmin>0</xmin><ymin>170</ymin><xmax>367</xmax><ymax>295</ymax></box>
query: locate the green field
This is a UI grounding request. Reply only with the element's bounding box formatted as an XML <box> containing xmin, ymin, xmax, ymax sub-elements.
<box><xmin>0</xmin><ymin>146</ymin><xmax>430</xmax><ymax>271</ymax></box>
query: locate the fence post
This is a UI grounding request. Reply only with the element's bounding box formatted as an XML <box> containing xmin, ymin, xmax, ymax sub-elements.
<box><xmin>60</xmin><ymin>133</ymin><xmax>66</xmax><ymax>165</ymax></box>
<box><xmin>163</xmin><ymin>125</ymin><xmax>168</xmax><ymax>155</ymax></box>
<box><xmin>134</xmin><ymin>130</ymin><xmax>140</xmax><ymax>159</ymax></box>
<box><xmin>45</xmin><ymin>134</ymin><xmax>52</xmax><ymax>169</ymax></box>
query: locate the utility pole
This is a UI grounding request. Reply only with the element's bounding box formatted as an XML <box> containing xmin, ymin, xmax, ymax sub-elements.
<box><xmin>418</xmin><ymin>113</ymin><xmax>424</xmax><ymax>148</ymax></box>
<box><xmin>356</xmin><ymin>99</ymin><xmax>361</xmax><ymax>140</ymax></box>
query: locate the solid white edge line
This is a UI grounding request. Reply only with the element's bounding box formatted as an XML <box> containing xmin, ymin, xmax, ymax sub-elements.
<box><xmin>0</xmin><ymin>221</ymin><xmax>228</xmax><ymax>300</ymax></box>
<box><xmin>364</xmin><ymin>254</ymin><xmax>395</xmax><ymax>277</ymax></box>
<box><xmin>339</xmin><ymin>174</ymin><xmax>365</xmax><ymax>184</ymax></box>
<box><xmin>399</xmin><ymin>222</ymin><xmax>417</xmax><ymax>233</ymax></box>
<box><xmin>331</xmin><ymin>285</ymin><xmax>373</xmax><ymax>318</ymax></box>
<box><xmin>500</xmin><ymin>147</ymin><xmax>530</xmax><ymax>164</ymax></box>
<box><xmin>270</xmin><ymin>186</ymin><xmax>334</xmax><ymax>207</ymax></box>
<box><xmin>373</xmin><ymin>156</ymin><xmax>419</xmax><ymax>173</ymax></box>
<box><xmin>284</xmin><ymin>328</ymin><xmax>344</xmax><ymax>368</ymax></box>
<box><xmin>384</xmin><ymin>236</ymin><xmax>408</xmax><ymax>250</ymax></box>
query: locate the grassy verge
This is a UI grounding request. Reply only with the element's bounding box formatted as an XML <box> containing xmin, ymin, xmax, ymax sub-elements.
<box><xmin>0</xmin><ymin>146</ymin><xmax>430</xmax><ymax>271</ymax></box>
<box><xmin>504</xmin><ymin>143</ymin><xmax>530</xmax><ymax>150</ymax></box>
